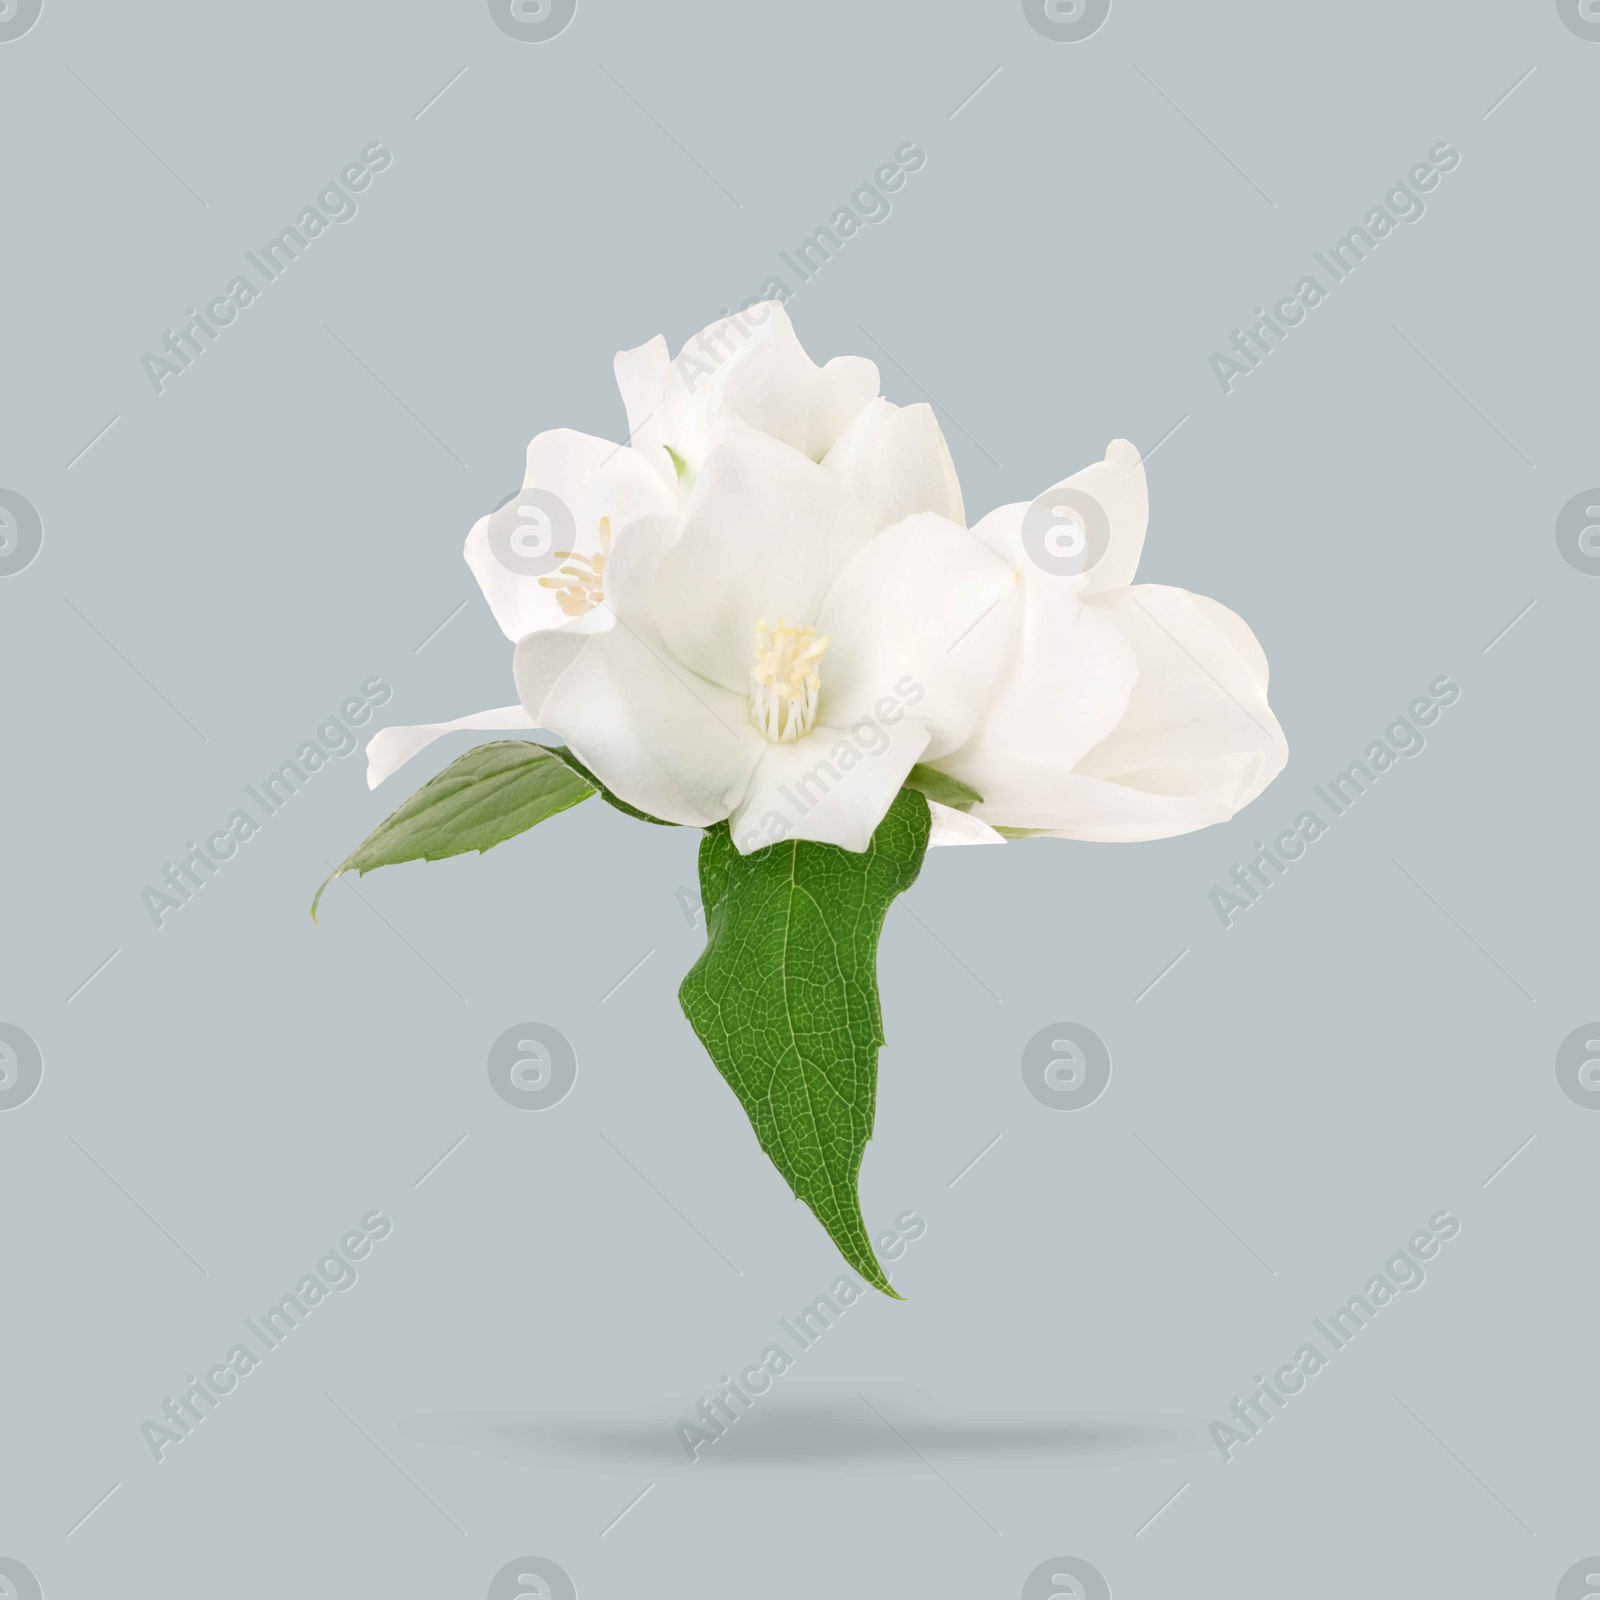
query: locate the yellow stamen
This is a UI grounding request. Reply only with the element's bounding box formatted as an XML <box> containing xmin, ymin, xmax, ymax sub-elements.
<box><xmin>538</xmin><ymin>517</ymin><xmax>610</xmax><ymax>617</ymax></box>
<box><xmin>749</xmin><ymin>616</ymin><xmax>829</xmax><ymax>742</ymax></box>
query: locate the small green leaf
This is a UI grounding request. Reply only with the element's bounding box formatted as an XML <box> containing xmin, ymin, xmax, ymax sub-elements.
<box><xmin>679</xmin><ymin>790</ymin><xmax>932</xmax><ymax>1297</ymax></box>
<box><xmin>546</xmin><ymin>745</ymin><xmax>678</xmax><ymax>827</ymax></box>
<box><xmin>664</xmin><ymin>444</ymin><xmax>689</xmax><ymax>481</ymax></box>
<box><xmin>993</xmin><ymin>825</ymin><xmax>1047</xmax><ymax>840</ymax></box>
<box><xmin>902</xmin><ymin>764</ymin><xmax>983</xmax><ymax>812</ymax></box>
<box><xmin>313</xmin><ymin>740</ymin><xmax>595</xmax><ymax>920</ymax></box>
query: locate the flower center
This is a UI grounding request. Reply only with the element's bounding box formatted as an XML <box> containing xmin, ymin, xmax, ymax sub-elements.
<box><xmin>538</xmin><ymin>515</ymin><xmax>612</xmax><ymax>618</ymax></box>
<box><xmin>749</xmin><ymin>616</ymin><xmax>828</xmax><ymax>742</ymax></box>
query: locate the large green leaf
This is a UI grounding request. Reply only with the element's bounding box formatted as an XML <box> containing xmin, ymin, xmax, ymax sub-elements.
<box><xmin>679</xmin><ymin>790</ymin><xmax>932</xmax><ymax>1297</ymax></box>
<box><xmin>313</xmin><ymin>740</ymin><xmax>595</xmax><ymax>920</ymax></box>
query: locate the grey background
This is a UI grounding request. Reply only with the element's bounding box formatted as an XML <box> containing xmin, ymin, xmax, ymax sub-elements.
<box><xmin>2</xmin><ymin>1</ymin><xmax>1595</xmax><ymax>1595</ymax></box>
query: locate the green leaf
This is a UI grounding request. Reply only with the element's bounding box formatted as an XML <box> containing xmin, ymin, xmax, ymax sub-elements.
<box><xmin>679</xmin><ymin>789</ymin><xmax>932</xmax><ymax>1297</ymax></box>
<box><xmin>546</xmin><ymin>745</ymin><xmax>678</xmax><ymax>827</ymax></box>
<box><xmin>313</xmin><ymin>740</ymin><xmax>595</xmax><ymax>920</ymax></box>
<box><xmin>902</xmin><ymin>763</ymin><xmax>983</xmax><ymax>812</ymax></box>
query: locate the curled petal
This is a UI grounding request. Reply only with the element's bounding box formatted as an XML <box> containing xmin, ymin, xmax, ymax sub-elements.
<box><xmin>614</xmin><ymin>302</ymin><xmax>878</xmax><ymax>485</ymax></box>
<box><xmin>365</xmin><ymin>705</ymin><xmax>536</xmax><ymax>789</ymax></box>
<box><xmin>971</xmin><ymin>438</ymin><xmax>1148</xmax><ymax>598</ymax></box>
<box><xmin>935</xmin><ymin>583</ymin><xmax>1137</xmax><ymax>809</ymax></box>
<box><xmin>821</xmin><ymin>398</ymin><xmax>965</xmax><ymax>531</ymax></box>
<box><xmin>965</xmin><ymin>584</ymin><xmax>1286</xmax><ymax>842</ymax></box>
<box><xmin>926</xmin><ymin>801</ymin><xmax>1006</xmax><ymax>847</ymax></box>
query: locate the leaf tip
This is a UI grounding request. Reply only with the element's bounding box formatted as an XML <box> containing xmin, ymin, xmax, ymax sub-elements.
<box><xmin>310</xmin><ymin>870</ymin><xmax>340</xmax><ymax>924</ymax></box>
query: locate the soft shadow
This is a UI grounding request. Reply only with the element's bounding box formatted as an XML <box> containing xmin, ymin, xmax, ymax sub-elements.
<box><xmin>399</xmin><ymin>1385</ymin><xmax>1212</xmax><ymax>1478</ymax></box>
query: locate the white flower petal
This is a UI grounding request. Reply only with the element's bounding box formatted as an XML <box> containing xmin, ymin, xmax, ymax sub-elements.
<box><xmin>1079</xmin><ymin>438</ymin><xmax>1148</xmax><ymax>595</ymax></box>
<box><xmin>925</xmin><ymin>800</ymin><xmax>1006</xmax><ymax>847</ymax></box>
<box><xmin>539</xmin><ymin>618</ymin><xmax>764</xmax><ymax>827</ymax></box>
<box><xmin>513</xmin><ymin>625</ymin><xmax>590</xmax><ymax>723</ymax></box>
<box><xmin>613</xmin><ymin>303</ymin><xmax>878</xmax><ymax>484</ymax></box>
<box><xmin>821</xmin><ymin>398</ymin><xmax>964</xmax><ymax>530</ymax></box>
<box><xmin>613</xmin><ymin>334</ymin><xmax>672</xmax><ymax>485</ymax></box>
<box><xmin>815</xmin><ymin>513</ymin><xmax>1020</xmax><ymax>759</ymax></box>
<box><xmin>973</xmin><ymin>584</ymin><xmax>1286</xmax><ymax>842</ymax></box>
<box><xmin>727</xmin><ymin>719</ymin><xmax>930</xmax><ymax>854</ymax></box>
<box><xmin>1073</xmin><ymin>581</ymin><xmax>1284</xmax><ymax>804</ymax></box>
<box><xmin>464</xmin><ymin>428</ymin><xmax>671</xmax><ymax>642</ymax></box>
<box><xmin>600</xmin><ymin>510</ymin><xmax>678</xmax><ymax>620</ymax></box>
<box><xmin>970</xmin><ymin>439</ymin><xmax>1148</xmax><ymax>599</ymax></box>
<box><xmin>649</xmin><ymin>430</ymin><xmax>876</xmax><ymax>693</ymax></box>
<box><xmin>990</xmin><ymin>759</ymin><xmax>1273</xmax><ymax>843</ymax></box>
<box><xmin>364</xmin><ymin>705</ymin><xmax>536</xmax><ymax>790</ymax></box>
<box><xmin>719</xmin><ymin>340</ymin><xmax>879</xmax><ymax>464</ymax></box>
<box><xmin>510</xmin><ymin>506</ymin><xmax>682</xmax><ymax>724</ymax></box>
<box><xmin>935</xmin><ymin>576</ymin><xmax>1137</xmax><ymax>808</ymax></box>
